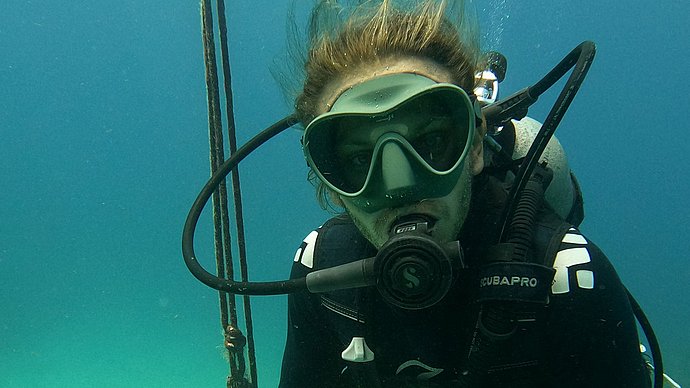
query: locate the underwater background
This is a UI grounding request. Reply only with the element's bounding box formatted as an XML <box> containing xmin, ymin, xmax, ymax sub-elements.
<box><xmin>2</xmin><ymin>0</ymin><xmax>688</xmax><ymax>386</ymax></box>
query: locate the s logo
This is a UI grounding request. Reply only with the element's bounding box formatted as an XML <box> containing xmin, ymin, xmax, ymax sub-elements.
<box><xmin>403</xmin><ymin>266</ymin><xmax>420</xmax><ymax>289</ymax></box>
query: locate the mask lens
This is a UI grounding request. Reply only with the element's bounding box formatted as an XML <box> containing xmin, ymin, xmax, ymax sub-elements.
<box><xmin>305</xmin><ymin>122</ymin><xmax>369</xmax><ymax>194</ymax></box>
<box><xmin>305</xmin><ymin>87</ymin><xmax>474</xmax><ymax>195</ymax></box>
<box><xmin>406</xmin><ymin>91</ymin><xmax>470</xmax><ymax>171</ymax></box>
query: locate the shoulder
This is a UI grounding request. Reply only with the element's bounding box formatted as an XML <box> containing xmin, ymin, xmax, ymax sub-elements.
<box><xmin>547</xmin><ymin>226</ymin><xmax>626</xmax><ymax>297</ymax></box>
<box><xmin>540</xmin><ymin>227</ymin><xmax>650</xmax><ymax>385</ymax></box>
<box><xmin>291</xmin><ymin>215</ymin><xmax>376</xmax><ymax>275</ymax></box>
<box><xmin>528</xmin><ymin>210</ymin><xmax>622</xmax><ymax>297</ymax></box>
<box><xmin>549</xmin><ymin>226</ymin><xmax>598</xmax><ymax>295</ymax></box>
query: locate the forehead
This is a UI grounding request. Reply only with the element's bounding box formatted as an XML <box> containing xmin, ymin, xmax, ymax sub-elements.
<box><xmin>314</xmin><ymin>56</ymin><xmax>455</xmax><ymax>117</ymax></box>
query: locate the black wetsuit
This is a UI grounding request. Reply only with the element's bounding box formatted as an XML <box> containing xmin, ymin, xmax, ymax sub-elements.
<box><xmin>279</xmin><ymin>177</ymin><xmax>650</xmax><ymax>387</ymax></box>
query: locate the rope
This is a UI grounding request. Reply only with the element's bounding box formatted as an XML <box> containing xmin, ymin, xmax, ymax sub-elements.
<box><xmin>215</xmin><ymin>0</ymin><xmax>257</xmax><ymax>385</ymax></box>
<box><xmin>199</xmin><ymin>0</ymin><xmax>256</xmax><ymax>386</ymax></box>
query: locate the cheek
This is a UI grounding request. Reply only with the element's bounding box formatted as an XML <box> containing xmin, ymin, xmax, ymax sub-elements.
<box><xmin>340</xmin><ymin>197</ymin><xmax>376</xmax><ymax>228</ymax></box>
<box><xmin>340</xmin><ymin>199</ymin><xmax>388</xmax><ymax>248</ymax></box>
<box><xmin>442</xmin><ymin>165</ymin><xmax>474</xmax><ymax>226</ymax></box>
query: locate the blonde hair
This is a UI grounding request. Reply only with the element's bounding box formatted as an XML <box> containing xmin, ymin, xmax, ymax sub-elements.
<box><xmin>277</xmin><ymin>0</ymin><xmax>483</xmax><ymax>210</ymax></box>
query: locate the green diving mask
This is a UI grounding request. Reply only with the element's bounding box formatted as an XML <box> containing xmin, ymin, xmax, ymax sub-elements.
<box><xmin>303</xmin><ymin>73</ymin><xmax>480</xmax><ymax>213</ymax></box>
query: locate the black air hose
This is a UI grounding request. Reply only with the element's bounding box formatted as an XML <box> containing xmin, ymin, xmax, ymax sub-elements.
<box><xmin>505</xmin><ymin>166</ymin><xmax>552</xmax><ymax>261</ymax></box>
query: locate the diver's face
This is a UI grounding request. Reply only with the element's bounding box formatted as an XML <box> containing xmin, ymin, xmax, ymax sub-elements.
<box><xmin>315</xmin><ymin>57</ymin><xmax>484</xmax><ymax>248</ymax></box>
<box><xmin>344</xmin><ymin>160</ymin><xmax>475</xmax><ymax>248</ymax></box>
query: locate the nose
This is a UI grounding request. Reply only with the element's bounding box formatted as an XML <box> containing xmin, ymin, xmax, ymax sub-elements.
<box><xmin>381</xmin><ymin>141</ymin><xmax>415</xmax><ymax>192</ymax></box>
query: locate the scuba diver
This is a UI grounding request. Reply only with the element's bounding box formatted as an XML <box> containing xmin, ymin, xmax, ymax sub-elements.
<box><xmin>182</xmin><ymin>0</ymin><xmax>677</xmax><ymax>386</ymax></box>
<box><xmin>275</xmin><ymin>0</ymin><xmax>649</xmax><ymax>387</ymax></box>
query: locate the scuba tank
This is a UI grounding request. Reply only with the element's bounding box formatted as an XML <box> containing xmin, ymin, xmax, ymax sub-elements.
<box><xmin>475</xmin><ymin>52</ymin><xmax>584</xmax><ymax>227</ymax></box>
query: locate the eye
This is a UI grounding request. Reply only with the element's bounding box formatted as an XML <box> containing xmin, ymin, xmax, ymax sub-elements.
<box><xmin>420</xmin><ymin>132</ymin><xmax>445</xmax><ymax>158</ymax></box>
<box><xmin>348</xmin><ymin>151</ymin><xmax>372</xmax><ymax>169</ymax></box>
<box><xmin>413</xmin><ymin>119</ymin><xmax>452</xmax><ymax>159</ymax></box>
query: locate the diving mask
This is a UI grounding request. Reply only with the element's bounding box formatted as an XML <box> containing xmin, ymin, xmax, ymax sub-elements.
<box><xmin>303</xmin><ymin>73</ymin><xmax>480</xmax><ymax>212</ymax></box>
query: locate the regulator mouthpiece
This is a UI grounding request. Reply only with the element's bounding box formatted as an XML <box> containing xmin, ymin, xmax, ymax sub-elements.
<box><xmin>375</xmin><ymin>215</ymin><xmax>462</xmax><ymax>310</ymax></box>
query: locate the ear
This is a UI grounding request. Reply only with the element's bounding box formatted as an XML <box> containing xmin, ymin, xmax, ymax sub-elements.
<box><xmin>469</xmin><ymin>115</ymin><xmax>487</xmax><ymax>176</ymax></box>
<box><xmin>469</xmin><ymin>140</ymin><xmax>484</xmax><ymax>176</ymax></box>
